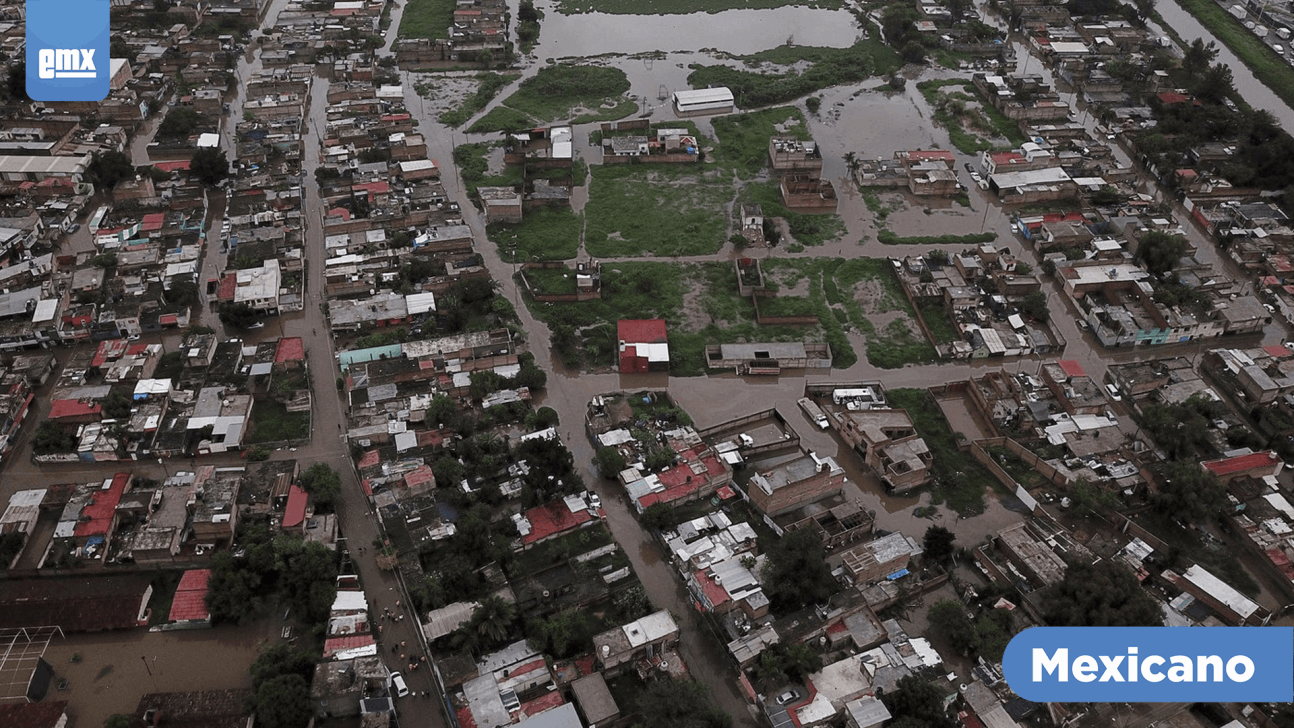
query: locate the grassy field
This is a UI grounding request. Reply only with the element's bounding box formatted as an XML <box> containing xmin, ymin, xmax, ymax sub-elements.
<box><xmin>501</xmin><ymin>65</ymin><xmax>633</xmax><ymax>123</ymax></box>
<box><xmin>1176</xmin><ymin>0</ymin><xmax>1294</xmax><ymax>112</ymax></box>
<box><xmin>398</xmin><ymin>0</ymin><xmax>452</xmax><ymax>39</ymax></box>
<box><xmin>247</xmin><ymin>401</ymin><xmax>310</xmax><ymax>443</ymax></box>
<box><xmin>583</xmin><ymin>165</ymin><xmax>733</xmax><ymax>257</ymax></box>
<box><xmin>687</xmin><ymin>37</ymin><xmax>903</xmax><ymax>108</ymax></box>
<box><xmin>552</xmin><ymin>0</ymin><xmax>842</xmax><ymax>13</ymax></box>
<box><xmin>439</xmin><ymin>73</ymin><xmax>521</xmax><ymax>128</ymax></box>
<box><xmin>918</xmin><ymin>301</ymin><xmax>960</xmax><ymax>344</ymax></box>
<box><xmin>711</xmin><ymin>106</ymin><xmax>811</xmax><ymax>178</ymax></box>
<box><xmin>917</xmin><ymin>79</ymin><xmax>1025</xmax><ymax>154</ymax></box>
<box><xmin>888</xmin><ymin>388</ymin><xmax>995</xmax><ymax>515</ymax></box>
<box><xmin>467</xmin><ymin>106</ymin><xmax>538</xmax><ymax>133</ymax></box>
<box><xmin>454</xmin><ymin>142</ymin><xmax>524</xmax><ymax>198</ymax></box>
<box><xmin>522</xmin><ymin>261</ymin><xmax>842</xmax><ymax>374</ymax></box>
<box><xmin>521</xmin><ymin>266</ymin><xmax>579</xmax><ymax>295</ymax></box>
<box><xmin>490</xmin><ymin>207</ymin><xmax>583</xmax><ymax>261</ymax></box>
<box><xmin>740</xmin><ymin>181</ymin><xmax>845</xmax><ymax>247</ymax></box>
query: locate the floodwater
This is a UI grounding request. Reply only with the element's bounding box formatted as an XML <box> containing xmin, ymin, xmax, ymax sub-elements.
<box><xmin>531</xmin><ymin>0</ymin><xmax>862</xmax><ymax>57</ymax></box>
<box><xmin>1154</xmin><ymin>0</ymin><xmax>1294</xmax><ymax>130</ymax></box>
<box><xmin>41</xmin><ymin>622</ymin><xmax>272</xmax><ymax>728</ymax></box>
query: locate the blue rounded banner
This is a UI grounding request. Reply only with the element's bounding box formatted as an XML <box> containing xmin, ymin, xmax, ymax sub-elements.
<box><xmin>1002</xmin><ymin>627</ymin><xmax>1294</xmax><ymax>703</ymax></box>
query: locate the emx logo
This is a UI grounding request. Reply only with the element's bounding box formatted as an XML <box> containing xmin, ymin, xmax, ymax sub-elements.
<box><xmin>38</xmin><ymin>49</ymin><xmax>98</xmax><ymax>80</ymax></box>
<box><xmin>25</xmin><ymin>0</ymin><xmax>110</xmax><ymax>101</ymax></box>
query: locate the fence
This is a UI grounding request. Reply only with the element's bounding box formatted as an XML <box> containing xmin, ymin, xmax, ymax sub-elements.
<box><xmin>751</xmin><ymin>297</ymin><xmax>819</xmax><ymax>326</ymax></box>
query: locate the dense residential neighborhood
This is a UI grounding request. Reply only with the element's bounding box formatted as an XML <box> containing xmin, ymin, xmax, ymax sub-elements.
<box><xmin>4</xmin><ymin>0</ymin><xmax>1294</xmax><ymax>727</ymax></box>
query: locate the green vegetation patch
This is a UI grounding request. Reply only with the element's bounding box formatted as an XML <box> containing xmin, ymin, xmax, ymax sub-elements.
<box><xmin>439</xmin><ymin>73</ymin><xmax>522</xmax><ymax>128</ymax></box>
<box><xmin>553</xmin><ymin>0</ymin><xmax>842</xmax><ymax>14</ymax></box>
<box><xmin>454</xmin><ymin>142</ymin><xmax>524</xmax><ymax>199</ymax></box>
<box><xmin>687</xmin><ymin>37</ymin><xmax>902</xmax><ymax>109</ymax></box>
<box><xmin>917</xmin><ymin>79</ymin><xmax>1025</xmax><ymax>154</ymax></box>
<box><xmin>888</xmin><ymin>388</ymin><xmax>995</xmax><ymax>515</ymax></box>
<box><xmin>741</xmin><ymin>181</ymin><xmax>844</xmax><ymax>247</ymax></box>
<box><xmin>502</xmin><ymin>65</ymin><xmax>632</xmax><ymax>123</ymax></box>
<box><xmin>584</xmin><ymin>165</ymin><xmax>731</xmax><ymax>257</ymax></box>
<box><xmin>490</xmin><ymin>207</ymin><xmax>583</xmax><ymax>261</ymax></box>
<box><xmin>1176</xmin><ymin>0</ymin><xmax>1294</xmax><ymax>112</ymax></box>
<box><xmin>918</xmin><ymin>301</ymin><xmax>959</xmax><ymax>344</ymax></box>
<box><xmin>877</xmin><ymin>231</ymin><xmax>996</xmax><ymax>245</ymax></box>
<box><xmin>398</xmin><ymin>0</ymin><xmax>453</xmax><ymax>39</ymax></box>
<box><xmin>521</xmin><ymin>266</ymin><xmax>578</xmax><ymax>295</ymax></box>
<box><xmin>711</xmin><ymin>106</ymin><xmax>810</xmax><ymax>178</ymax></box>
<box><xmin>467</xmin><ymin>106</ymin><xmax>538</xmax><ymax>134</ymax></box>
<box><xmin>247</xmin><ymin>400</ymin><xmax>310</xmax><ymax>443</ymax></box>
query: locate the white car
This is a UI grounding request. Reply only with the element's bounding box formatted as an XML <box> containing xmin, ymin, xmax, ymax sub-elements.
<box><xmin>390</xmin><ymin>672</ymin><xmax>409</xmax><ymax>698</ymax></box>
<box><xmin>1105</xmin><ymin>383</ymin><xmax>1122</xmax><ymax>402</ymax></box>
<box><xmin>776</xmin><ymin>690</ymin><xmax>799</xmax><ymax>706</ymax></box>
<box><xmin>969</xmin><ymin>171</ymin><xmax>983</xmax><ymax>183</ymax></box>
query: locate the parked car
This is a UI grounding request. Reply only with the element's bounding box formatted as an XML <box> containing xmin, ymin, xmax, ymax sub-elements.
<box><xmin>65</xmin><ymin>223</ymin><xmax>80</xmax><ymax>233</ymax></box>
<box><xmin>969</xmin><ymin>171</ymin><xmax>983</xmax><ymax>183</ymax></box>
<box><xmin>390</xmin><ymin>673</ymin><xmax>409</xmax><ymax>698</ymax></box>
<box><xmin>246</xmin><ymin>322</ymin><xmax>265</xmax><ymax>330</ymax></box>
<box><xmin>1105</xmin><ymin>383</ymin><xmax>1122</xmax><ymax>402</ymax></box>
<box><xmin>964</xmin><ymin>162</ymin><xmax>975</xmax><ymax>172</ymax></box>
<box><xmin>776</xmin><ymin>690</ymin><xmax>799</xmax><ymax>706</ymax></box>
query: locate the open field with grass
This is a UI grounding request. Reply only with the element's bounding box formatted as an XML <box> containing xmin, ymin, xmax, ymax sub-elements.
<box><xmin>888</xmin><ymin>388</ymin><xmax>996</xmax><ymax>515</ymax></box>
<box><xmin>878</xmin><ymin>230</ymin><xmax>997</xmax><ymax>245</ymax></box>
<box><xmin>584</xmin><ymin>165</ymin><xmax>734</xmax><ymax>257</ymax></box>
<box><xmin>247</xmin><ymin>400</ymin><xmax>310</xmax><ymax>443</ymax></box>
<box><xmin>454</xmin><ymin>142</ymin><xmax>523</xmax><ymax>198</ymax></box>
<box><xmin>490</xmin><ymin>207</ymin><xmax>583</xmax><ymax>261</ymax></box>
<box><xmin>740</xmin><ymin>181</ymin><xmax>845</xmax><ymax>247</ymax></box>
<box><xmin>468</xmin><ymin>106</ymin><xmax>539</xmax><ymax>133</ymax></box>
<box><xmin>711</xmin><ymin>106</ymin><xmax>811</xmax><ymax>178</ymax></box>
<box><xmin>1176</xmin><ymin>0</ymin><xmax>1294</xmax><ymax>112</ymax></box>
<box><xmin>552</xmin><ymin>0</ymin><xmax>842</xmax><ymax>13</ymax></box>
<box><xmin>503</xmin><ymin>65</ymin><xmax>633</xmax><ymax>122</ymax></box>
<box><xmin>687</xmin><ymin>37</ymin><xmax>903</xmax><ymax>108</ymax></box>
<box><xmin>439</xmin><ymin>73</ymin><xmax>521</xmax><ymax>128</ymax></box>
<box><xmin>398</xmin><ymin>0</ymin><xmax>452</xmax><ymax>39</ymax></box>
<box><xmin>917</xmin><ymin>79</ymin><xmax>1025</xmax><ymax>154</ymax></box>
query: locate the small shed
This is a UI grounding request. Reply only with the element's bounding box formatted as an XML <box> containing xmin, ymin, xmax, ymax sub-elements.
<box><xmin>570</xmin><ymin>673</ymin><xmax>619</xmax><ymax>726</ymax></box>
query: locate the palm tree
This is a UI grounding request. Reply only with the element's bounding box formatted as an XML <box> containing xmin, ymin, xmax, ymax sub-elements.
<box><xmin>472</xmin><ymin>595</ymin><xmax>517</xmax><ymax>644</ymax></box>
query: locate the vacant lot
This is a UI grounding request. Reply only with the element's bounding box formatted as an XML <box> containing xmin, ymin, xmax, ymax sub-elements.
<box><xmin>491</xmin><ymin>207</ymin><xmax>583</xmax><ymax>262</ymax></box>
<box><xmin>584</xmin><ymin>166</ymin><xmax>734</xmax><ymax>257</ymax></box>
<box><xmin>398</xmin><ymin>0</ymin><xmax>452</xmax><ymax>39</ymax></box>
<box><xmin>469</xmin><ymin>65</ymin><xmax>636</xmax><ymax>132</ymax></box>
<box><xmin>553</xmin><ymin>0</ymin><xmax>841</xmax><ymax>13</ymax></box>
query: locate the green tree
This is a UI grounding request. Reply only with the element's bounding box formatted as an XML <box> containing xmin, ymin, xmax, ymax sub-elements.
<box><xmin>927</xmin><ymin>599</ymin><xmax>979</xmax><ymax>656</ymax></box>
<box><xmin>922</xmin><ymin>525</ymin><xmax>956</xmax><ymax>562</ymax></box>
<box><xmin>1019</xmin><ymin>291</ymin><xmax>1051</xmax><ymax>322</ymax></box>
<box><xmin>106</xmin><ymin>715</ymin><xmax>131</xmax><ymax>728</ymax></box>
<box><xmin>5</xmin><ymin>61</ymin><xmax>28</xmax><ymax>102</ymax></box>
<box><xmin>594</xmin><ymin>446</ymin><xmax>626</xmax><ymax>479</ymax></box>
<box><xmin>166</xmin><ymin>279</ymin><xmax>199</xmax><ymax>308</ymax></box>
<box><xmin>1090</xmin><ymin>185</ymin><xmax>1122</xmax><ymax>206</ymax></box>
<box><xmin>1155</xmin><ymin>461</ymin><xmax>1226</xmax><ymax>524</ymax></box>
<box><xmin>1136</xmin><ymin>230</ymin><xmax>1188</xmax><ymax>276</ymax></box>
<box><xmin>1066</xmin><ymin>478</ymin><xmax>1120</xmax><ymax>517</ymax></box>
<box><xmin>762</xmin><ymin>528</ymin><xmax>836</xmax><ymax>612</ymax></box>
<box><xmin>190</xmin><ymin>147</ymin><xmax>230</xmax><ymax>186</ymax></box>
<box><xmin>881</xmin><ymin>676</ymin><xmax>952</xmax><ymax>728</ymax></box>
<box><xmin>635</xmin><ymin>679</ymin><xmax>732</xmax><ymax>728</ymax></box>
<box><xmin>32</xmin><ymin>422</ymin><xmax>77</xmax><ymax>455</ymax></box>
<box><xmin>639</xmin><ymin>502</ymin><xmax>675</xmax><ymax>531</ymax></box>
<box><xmin>470</xmin><ymin>595</ymin><xmax>517</xmax><ymax>645</ymax></box>
<box><xmin>217</xmin><ymin>302</ymin><xmax>259</xmax><ymax>329</ymax></box>
<box><xmin>158</xmin><ymin>107</ymin><xmax>202</xmax><ymax>138</ymax></box>
<box><xmin>1042</xmin><ymin>561</ymin><xmax>1162</xmax><ymax>627</ymax></box>
<box><xmin>253</xmin><ymin>674</ymin><xmax>312</xmax><ymax>728</ymax></box>
<box><xmin>298</xmin><ymin>463</ymin><xmax>342</xmax><ymax>513</ymax></box>
<box><xmin>88</xmin><ymin>151</ymin><xmax>135</xmax><ymax>190</ymax></box>
<box><xmin>900</xmin><ymin>41</ymin><xmax>927</xmax><ymax>64</ymax></box>
<box><xmin>205</xmin><ymin>552</ymin><xmax>266</xmax><ymax>624</ymax></box>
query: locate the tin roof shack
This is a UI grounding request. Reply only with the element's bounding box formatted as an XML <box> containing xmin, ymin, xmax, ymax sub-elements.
<box><xmin>569</xmin><ymin>673</ymin><xmax>618</xmax><ymax>727</ymax></box>
<box><xmin>960</xmin><ymin>680</ymin><xmax>1023</xmax><ymax>728</ymax></box>
<box><xmin>311</xmin><ymin>656</ymin><xmax>390</xmax><ymax>718</ymax></box>
<box><xmin>840</xmin><ymin>531</ymin><xmax>924</xmax><ymax>585</ymax></box>
<box><xmin>995</xmin><ymin>521</ymin><xmax>1069</xmax><ymax>587</ymax></box>
<box><xmin>845</xmin><ymin>697</ymin><xmax>892</xmax><ymax>728</ymax></box>
<box><xmin>688</xmin><ymin>554</ymin><xmax>770</xmax><ymax>619</ymax></box>
<box><xmin>1164</xmin><ymin>564</ymin><xmax>1266</xmax><ymax>625</ymax></box>
<box><xmin>1229</xmin><ymin>493</ymin><xmax>1294</xmax><ymax>600</ymax></box>
<box><xmin>0</xmin><ymin>575</ymin><xmax>151</xmax><ymax>631</ymax></box>
<box><xmin>592</xmin><ymin>610</ymin><xmax>680</xmax><ymax>677</ymax></box>
<box><xmin>835</xmin><ymin>409</ymin><xmax>933</xmax><ymax>493</ymax></box>
<box><xmin>457</xmin><ymin>640</ymin><xmax>557</xmax><ymax>728</ymax></box>
<box><xmin>189</xmin><ymin>466</ymin><xmax>242</xmax><ymax>547</ymax></box>
<box><xmin>747</xmin><ymin>452</ymin><xmax>846</xmax><ymax>517</ymax></box>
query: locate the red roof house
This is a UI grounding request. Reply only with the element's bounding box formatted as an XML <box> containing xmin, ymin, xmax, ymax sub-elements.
<box><xmin>168</xmin><ymin>568</ymin><xmax>212</xmax><ymax>623</ymax></box>
<box><xmin>617</xmin><ymin>319</ymin><xmax>669</xmax><ymax>374</ymax></box>
<box><xmin>74</xmin><ymin>472</ymin><xmax>131</xmax><ymax>542</ymax></box>
<box><xmin>518</xmin><ymin>497</ymin><xmax>598</xmax><ymax>546</ymax></box>
<box><xmin>1202</xmin><ymin>451</ymin><xmax>1283</xmax><ymax>483</ymax></box>
<box><xmin>283</xmin><ymin>484</ymin><xmax>308</xmax><ymax>531</ymax></box>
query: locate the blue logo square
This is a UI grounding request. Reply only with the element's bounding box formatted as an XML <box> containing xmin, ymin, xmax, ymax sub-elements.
<box><xmin>26</xmin><ymin>0</ymin><xmax>110</xmax><ymax>102</ymax></box>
